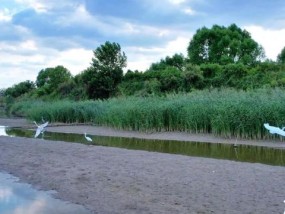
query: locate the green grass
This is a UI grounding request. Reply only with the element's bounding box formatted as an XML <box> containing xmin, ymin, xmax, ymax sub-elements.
<box><xmin>10</xmin><ymin>100</ymin><xmax>104</xmax><ymax>123</ymax></box>
<box><xmin>9</xmin><ymin>88</ymin><xmax>285</xmax><ymax>140</ymax></box>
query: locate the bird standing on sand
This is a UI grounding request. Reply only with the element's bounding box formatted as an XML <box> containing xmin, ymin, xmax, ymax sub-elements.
<box><xmin>84</xmin><ymin>133</ymin><xmax>92</xmax><ymax>142</ymax></box>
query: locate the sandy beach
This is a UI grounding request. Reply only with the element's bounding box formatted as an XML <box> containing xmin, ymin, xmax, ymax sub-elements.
<box><xmin>0</xmin><ymin>118</ymin><xmax>284</xmax><ymax>213</ymax></box>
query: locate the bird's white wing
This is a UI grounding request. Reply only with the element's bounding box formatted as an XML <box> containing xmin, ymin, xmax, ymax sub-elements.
<box><xmin>85</xmin><ymin>136</ymin><xmax>92</xmax><ymax>141</ymax></box>
<box><xmin>264</xmin><ymin>123</ymin><xmax>271</xmax><ymax>130</ymax></box>
<box><xmin>34</xmin><ymin>127</ymin><xmax>41</xmax><ymax>138</ymax></box>
<box><xmin>39</xmin><ymin>122</ymin><xmax>49</xmax><ymax>129</ymax></box>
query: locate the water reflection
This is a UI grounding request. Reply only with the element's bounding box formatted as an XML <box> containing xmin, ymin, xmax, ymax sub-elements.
<box><xmin>4</xmin><ymin>127</ymin><xmax>285</xmax><ymax>166</ymax></box>
<box><xmin>0</xmin><ymin>126</ymin><xmax>7</xmax><ymax>136</ymax></box>
<box><xmin>0</xmin><ymin>172</ymin><xmax>91</xmax><ymax>214</ymax></box>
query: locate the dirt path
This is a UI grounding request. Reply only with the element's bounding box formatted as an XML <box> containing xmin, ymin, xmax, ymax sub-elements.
<box><xmin>0</xmin><ymin>118</ymin><xmax>285</xmax><ymax>213</ymax></box>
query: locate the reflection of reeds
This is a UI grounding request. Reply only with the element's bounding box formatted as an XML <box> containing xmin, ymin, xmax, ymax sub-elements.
<box><xmin>9</xmin><ymin>88</ymin><xmax>285</xmax><ymax>140</ymax></box>
<box><xmin>5</xmin><ymin>128</ymin><xmax>285</xmax><ymax>166</ymax></box>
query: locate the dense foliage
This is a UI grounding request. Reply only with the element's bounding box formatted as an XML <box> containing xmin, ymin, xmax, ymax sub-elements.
<box><xmin>277</xmin><ymin>46</ymin><xmax>285</xmax><ymax>64</ymax></box>
<box><xmin>81</xmin><ymin>41</ymin><xmax>127</xmax><ymax>99</ymax></box>
<box><xmin>4</xmin><ymin>80</ymin><xmax>35</xmax><ymax>98</ymax></box>
<box><xmin>187</xmin><ymin>24</ymin><xmax>265</xmax><ymax>65</ymax></box>
<box><xmin>4</xmin><ymin>24</ymin><xmax>285</xmax><ymax>100</ymax></box>
<box><xmin>9</xmin><ymin>89</ymin><xmax>285</xmax><ymax>140</ymax></box>
<box><xmin>36</xmin><ymin>66</ymin><xmax>72</xmax><ymax>96</ymax></box>
<box><xmin>3</xmin><ymin>23</ymin><xmax>285</xmax><ymax>140</ymax></box>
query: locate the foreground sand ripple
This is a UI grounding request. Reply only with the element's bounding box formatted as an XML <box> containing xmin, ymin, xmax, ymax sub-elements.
<box><xmin>0</xmin><ymin>135</ymin><xmax>284</xmax><ymax>214</ymax></box>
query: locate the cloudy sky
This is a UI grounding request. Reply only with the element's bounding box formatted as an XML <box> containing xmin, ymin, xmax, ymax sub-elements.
<box><xmin>1</xmin><ymin>0</ymin><xmax>285</xmax><ymax>88</ymax></box>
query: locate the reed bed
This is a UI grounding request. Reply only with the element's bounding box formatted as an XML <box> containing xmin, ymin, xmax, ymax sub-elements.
<box><xmin>10</xmin><ymin>88</ymin><xmax>285</xmax><ymax>140</ymax></box>
<box><xmin>10</xmin><ymin>100</ymin><xmax>104</xmax><ymax>123</ymax></box>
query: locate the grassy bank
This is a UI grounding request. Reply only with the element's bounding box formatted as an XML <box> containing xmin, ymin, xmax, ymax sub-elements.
<box><xmin>9</xmin><ymin>88</ymin><xmax>285</xmax><ymax>140</ymax></box>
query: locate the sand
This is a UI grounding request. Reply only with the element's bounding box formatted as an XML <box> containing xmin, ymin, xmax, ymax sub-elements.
<box><xmin>0</xmin><ymin>118</ymin><xmax>284</xmax><ymax>213</ymax></box>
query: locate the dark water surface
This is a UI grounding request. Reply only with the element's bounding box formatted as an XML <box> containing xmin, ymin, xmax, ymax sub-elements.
<box><xmin>0</xmin><ymin>172</ymin><xmax>91</xmax><ymax>214</ymax></box>
<box><xmin>1</xmin><ymin>126</ymin><xmax>284</xmax><ymax>167</ymax></box>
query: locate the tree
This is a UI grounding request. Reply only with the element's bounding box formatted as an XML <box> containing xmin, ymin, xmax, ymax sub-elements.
<box><xmin>277</xmin><ymin>47</ymin><xmax>285</xmax><ymax>64</ymax></box>
<box><xmin>0</xmin><ymin>88</ymin><xmax>5</xmax><ymax>97</ymax></box>
<box><xmin>187</xmin><ymin>24</ymin><xmax>265</xmax><ymax>66</ymax></box>
<box><xmin>4</xmin><ymin>80</ymin><xmax>35</xmax><ymax>98</ymax></box>
<box><xmin>87</xmin><ymin>41</ymin><xmax>127</xmax><ymax>99</ymax></box>
<box><xmin>148</xmin><ymin>53</ymin><xmax>186</xmax><ymax>72</ymax></box>
<box><xmin>36</xmin><ymin>65</ymin><xmax>72</xmax><ymax>95</ymax></box>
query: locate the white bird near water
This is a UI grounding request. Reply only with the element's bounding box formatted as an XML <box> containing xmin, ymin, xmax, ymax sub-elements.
<box><xmin>264</xmin><ymin>123</ymin><xmax>285</xmax><ymax>137</ymax></box>
<box><xmin>34</xmin><ymin>121</ymin><xmax>49</xmax><ymax>138</ymax></box>
<box><xmin>84</xmin><ymin>133</ymin><xmax>92</xmax><ymax>142</ymax></box>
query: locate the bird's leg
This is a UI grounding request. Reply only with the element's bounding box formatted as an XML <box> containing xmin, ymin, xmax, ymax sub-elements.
<box><xmin>41</xmin><ymin>130</ymin><xmax>45</xmax><ymax>139</ymax></box>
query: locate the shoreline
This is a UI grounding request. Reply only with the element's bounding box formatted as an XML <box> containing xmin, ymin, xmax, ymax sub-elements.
<box><xmin>1</xmin><ymin>118</ymin><xmax>285</xmax><ymax>149</ymax></box>
<box><xmin>0</xmin><ymin>136</ymin><xmax>284</xmax><ymax>213</ymax></box>
<box><xmin>0</xmin><ymin>118</ymin><xmax>284</xmax><ymax>213</ymax></box>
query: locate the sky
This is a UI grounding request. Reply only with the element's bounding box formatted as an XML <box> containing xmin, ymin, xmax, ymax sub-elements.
<box><xmin>1</xmin><ymin>0</ymin><xmax>285</xmax><ymax>89</ymax></box>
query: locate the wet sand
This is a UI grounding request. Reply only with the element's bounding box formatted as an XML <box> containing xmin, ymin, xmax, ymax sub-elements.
<box><xmin>0</xmin><ymin>118</ymin><xmax>285</xmax><ymax>213</ymax></box>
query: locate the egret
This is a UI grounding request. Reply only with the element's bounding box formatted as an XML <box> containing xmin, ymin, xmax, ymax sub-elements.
<box><xmin>34</xmin><ymin>121</ymin><xmax>49</xmax><ymax>138</ymax></box>
<box><xmin>84</xmin><ymin>133</ymin><xmax>92</xmax><ymax>142</ymax></box>
<box><xmin>264</xmin><ymin>123</ymin><xmax>285</xmax><ymax>137</ymax></box>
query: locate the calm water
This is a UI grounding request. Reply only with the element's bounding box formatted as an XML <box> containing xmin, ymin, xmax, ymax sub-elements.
<box><xmin>0</xmin><ymin>172</ymin><xmax>91</xmax><ymax>214</ymax></box>
<box><xmin>1</xmin><ymin>126</ymin><xmax>284</xmax><ymax>166</ymax></box>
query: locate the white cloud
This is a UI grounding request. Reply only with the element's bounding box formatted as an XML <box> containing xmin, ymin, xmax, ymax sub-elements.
<box><xmin>55</xmin><ymin>4</ymin><xmax>173</xmax><ymax>39</ymax></box>
<box><xmin>0</xmin><ymin>38</ymin><xmax>93</xmax><ymax>88</ymax></box>
<box><xmin>126</xmin><ymin>36</ymin><xmax>191</xmax><ymax>71</ymax></box>
<box><xmin>0</xmin><ymin>187</ymin><xmax>12</xmax><ymax>201</ymax></box>
<box><xmin>55</xmin><ymin>4</ymin><xmax>94</xmax><ymax>27</ymax></box>
<box><xmin>183</xmin><ymin>7</ymin><xmax>197</xmax><ymax>15</ymax></box>
<box><xmin>120</xmin><ymin>23</ymin><xmax>172</xmax><ymax>38</ymax></box>
<box><xmin>0</xmin><ymin>39</ymin><xmax>44</xmax><ymax>62</ymax></box>
<box><xmin>14</xmin><ymin>0</ymin><xmax>48</xmax><ymax>13</ymax></box>
<box><xmin>46</xmin><ymin>48</ymin><xmax>93</xmax><ymax>75</ymax></box>
<box><xmin>14</xmin><ymin>198</ymin><xmax>46</xmax><ymax>214</ymax></box>
<box><xmin>166</xmin><ymin>0</ymin><xmax>200</xmax><ymax>15</ymax></box>
<box><xmin>164</xmin><ymin>36</ymin><xmax>190</xmax><ymax>55</ymax></box>
<box><xmin>13</xmin><ymin>0</ymin><xmax>80</xmax><ymax>13</ymax></box>
<box><xmin>0</xmin><ymin>8</ymin><xmax>12</xmax><ymax>22</ymax></box>
<box><xmin>0</xmin><ymin>67</ymin><xmax>37</xmax><ymax>88</ymax></box>
<box><xmin>245</xmin><ymin>25</ymin><xmax>285</xmax><ymax>60</ymax></box>
<box><xmin>20</xmin><ymin>40</ymin><xmax>38</xmax><ymax>50</ymax></box>
<box><xmin>168</xmin><ymin>0</ymin><xmax>186</xmax><ymax>5</ymax></box>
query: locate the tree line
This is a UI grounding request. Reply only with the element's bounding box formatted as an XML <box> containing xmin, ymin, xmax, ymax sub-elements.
<box><xmin>3</xmin><ymin>24</ymin><xmax>285</xmax><ymax>101</ymax></box>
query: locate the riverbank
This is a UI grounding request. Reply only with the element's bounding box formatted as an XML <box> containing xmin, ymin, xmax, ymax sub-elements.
<box><xmin>1</xmin><ymin>118</ymin><xmax>285</xmax><ymax>149</ymax></box>
<box><xmin>0</xmin><ymin>135</ymin><xmax>284</xmax><ymax>214</ymax></box>
<box><xmin>0</xmin><ymin>118</ymin><xmax>285</xmax><ymax>213</ymax></box>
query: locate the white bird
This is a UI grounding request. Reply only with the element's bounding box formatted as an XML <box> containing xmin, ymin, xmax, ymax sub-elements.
<box><xmin>34</xmin><ymin>121</ymin><xmax>49</xmax><ymax>138</ymax></box>
<box><xmin>84</xmin><ymin>133</ymin><xmax>92</xmax><ymax>142</ymax></box>
<box><xmin>264</xmin><ymin>123</ymin><xmax>285</xmax><ymax>137</ymax></box>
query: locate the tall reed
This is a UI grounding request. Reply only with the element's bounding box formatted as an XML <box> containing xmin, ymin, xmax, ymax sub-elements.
<box><xmin>10</xmin><ymin>88</ymin><xmax>285</xmax><ymax>140</ymax></box>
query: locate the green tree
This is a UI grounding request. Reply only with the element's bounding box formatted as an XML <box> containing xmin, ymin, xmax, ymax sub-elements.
<box><xmin>159</xmin><ymin>67</ymin><xmax>183</xmax><ymax>93</ymax></box>
<box><xmin>277</xmin><ymin>47</ymin><xmax>285</xmax><ymax>64</ymax></box>
<box><xmin>187</xmin><ymin>24</ymin><xmax>265</xmax><ymax>66</ymax></box>
<box><xmin>118</xmin><ymin>70</ymin><xmax>144</xmax><ymax>96</ymax></box>
<box><xmin>4</xmin><ymin>80</ymin><xmax>35</xmax><ymax>98</ymax></box>
<box><xmin>0</xmin><ymin>88</ymin><xmax>5</xmax><ymax>97</ymax></box>
<box><xmin>182</xmin><ymin>64</ymin><xmax>204</xmax><ymax>91</ymax></box>
<box><xmin>87</xmin><ymin>41</ymin><xmax>127</xmax><ymax>99</ymax></box>
<box><xmin>148</xmin><ymin>53</ymin><xmax>185</xmax><ymax>71</ymax></box>
<box><xmin>36</xmin><ymin>65</ymin><xmax>72</xmax><ymax>95</ymax></box>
